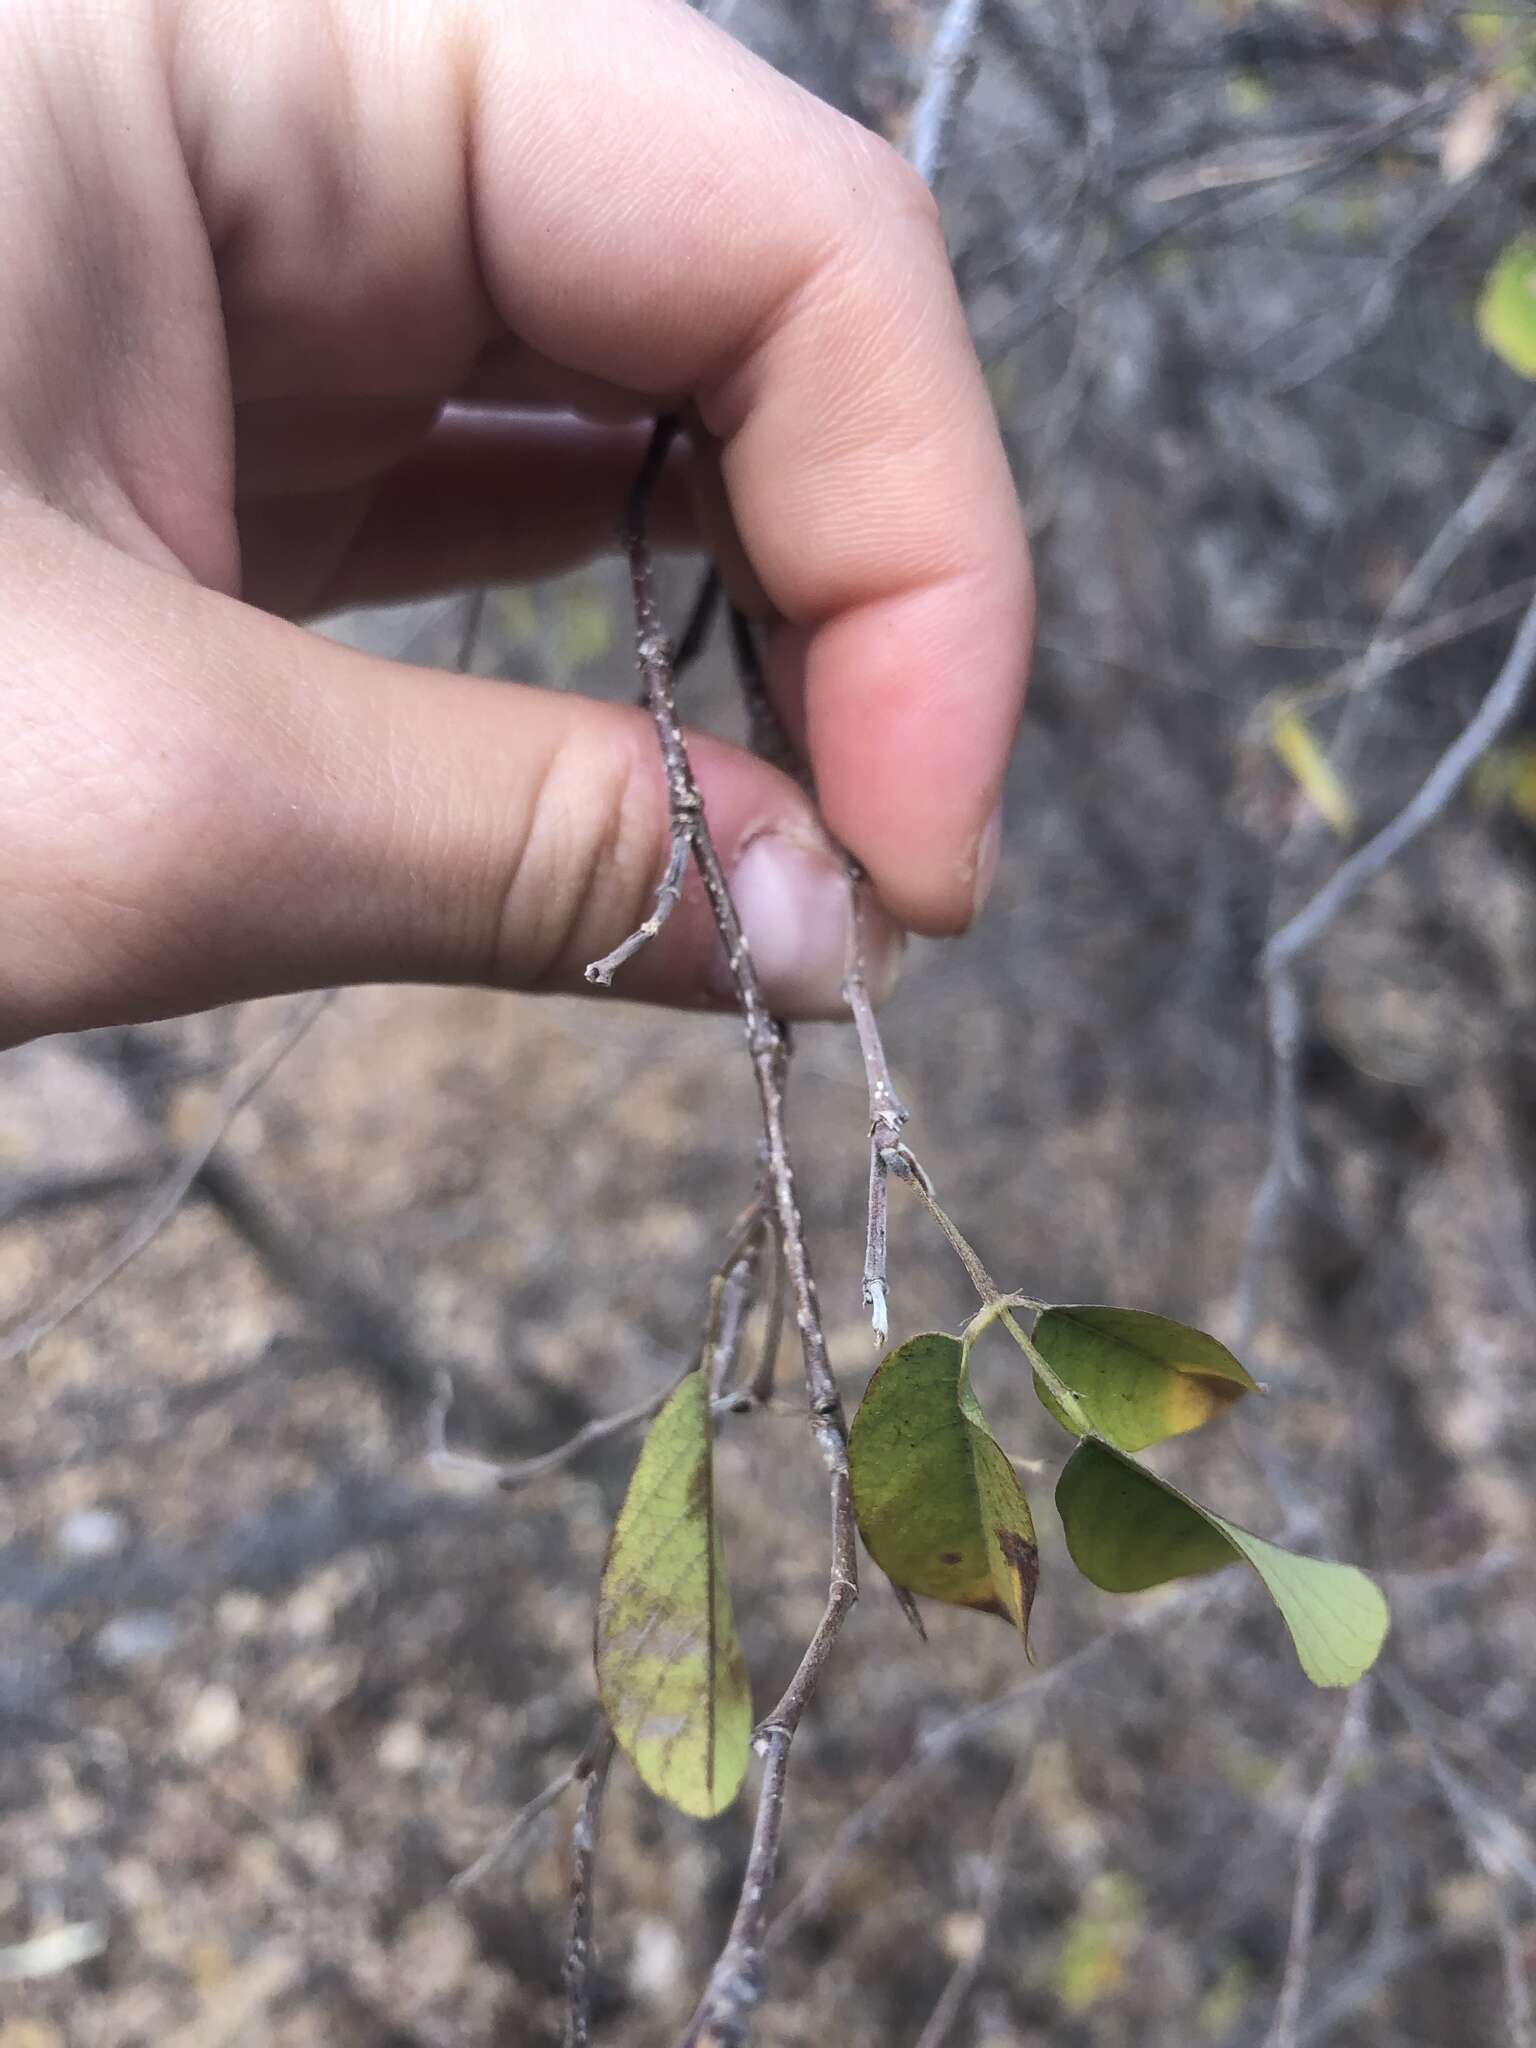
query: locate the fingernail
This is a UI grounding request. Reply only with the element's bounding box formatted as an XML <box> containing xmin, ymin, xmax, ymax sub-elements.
<box><xmin>971</xmin><ymin>805</ymin><xmax>1004</xmax><ymax>922</ymax></box>
<box><xmin>712</xmin><ymin>836</ymin><xmax>904</xmax><ymax>1018</ymax></box>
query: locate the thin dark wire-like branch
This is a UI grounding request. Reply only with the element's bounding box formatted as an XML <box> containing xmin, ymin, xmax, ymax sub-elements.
<box><xmin>674</xmin><ymin>567</ymin><xmax>723</xmax><ymax>684</ymax></box>
<box><xmin>1263</xmin><ymin>1684</ymin><xmax>1370</xmax><ymax>2048</ymax></box>
<box><xmin>563</xmin><ymin>1733</ymin><xmax>614</xmax><ymax>2048</ymax></box>
<box><xmin>727</xmin><ymin>604</ymin><xmax>800</xmax><ymax>779</ymax></box>
<box><xmin>0</xmin><ymin>993</ymin><xmax>332</xmax><ymax>1363</ymax></box>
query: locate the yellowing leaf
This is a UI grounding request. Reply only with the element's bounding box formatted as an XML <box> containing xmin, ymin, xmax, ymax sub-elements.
<box><xmin>1479</xmin><ymin>238</ymin><xmax>1536</xmax><ymax>381</ymax></box>
<box><xmin>849</xmin><ymin>1333</ymin><xmax>1038</xmax><ymax>1644</ymax></box>
<box><xmin>1270</xmin><ymin>707</ymin><xmax>1357</xmax><ymax>836</ymax></box>
<box><xmin>1056</xmin><ymin>1440</ymin><xmax>1389</xmax><ymax>1688</ymax></box>
<box><xmin>595</xmin><ymin>1371</ymin><xmax>750</xmax><ymax>1818</ymax></box>
<box><xmin>1030</xmin><ymin>1307</ymin><xmax>1259</xmax><ymax>1452</ymax></box>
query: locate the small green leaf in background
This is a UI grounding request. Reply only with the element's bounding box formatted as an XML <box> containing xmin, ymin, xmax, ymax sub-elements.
<box><xmin>1056</xmin><ymin>1439</ymin><xmax>1388</xmax><ymax>1687</ymax></box>
<box><xmin>1269</xmin><ymin>705</ymin><xmax>1357</xmax><ymax>837</ymax></box>
<box><xmin>849</xmin><ymin>1332</ymin><xmax>1038</xmax><ymax>1643</ymax></box>
<box><xmin>1478</xmin><ymin>237</ymin><xmax>1536</xmax><ymax>380</ymax></box>
<box><xmin>1054</xmin><ymin>1872</ymin><xmax>1146</xmax><ymax>2014</ymax></box>
<box><xmin>1031</xmin><ymin>1307</ymin><xmax>1259</xmax><ymax>1452</ymax></box>
<box><xmin>595</xmin><ymin>1371</ymin><xmax>750</xmax><ymax>1818</ymax></box>
<box><xmin>555</xmin><ymin>578</ymin><xmax>615</xmax><ymax>674</ymax></box>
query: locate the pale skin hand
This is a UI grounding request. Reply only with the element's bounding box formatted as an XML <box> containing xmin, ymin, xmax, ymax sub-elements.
<box><xmin>0</xmin><ymin>0</ymin><xmax>1032</xmax><ymax>1051</ymax></box>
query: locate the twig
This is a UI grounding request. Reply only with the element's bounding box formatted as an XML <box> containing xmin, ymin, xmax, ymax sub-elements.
<box><xmin>453</xmin><ymin>1727</ymin><xmax>605</xmax><ymax>1895</ymax></box>
<box><xmin>590</xmin><ymin>420</ymin><xmax>859</xmax><ymax>2046</ymax></box>
<box><xmin>1237</xmin><ymin>562</ymin><xmax>1536</xmax><ymax>1357</ymax></box>
<box><xmin>584</xmin><ymin>831</ymin><xmax>691</xmax><ymax>987</ymax></box>
<box><xmin>977</xmin><ymin>59</ymin><xmax>1498</xmax><ymax>364</ymax></box>
<box><xmin>196</xmin><ymin>1151</ymin><xmax>466</xmax><ymax>1409</ymax></box>
<box><xmin>1346</xmin><ymin>405</ymin><xmax>1536</xmax><ymax>744</ymax></box>
<box><xmin>911</xmin><ymin>1760</ymin><xmax>1027</xmax><ymax>2048</ymax></box>
<box><xmin>769</xmin><ymin>1574</ymin><xmax>1237</xmax><ymax>1952</ymax></box>
<box><xmin>1264</xmin><ymin>167</ymin><xmax>1497</xmax><ymax>396</ymax></box>
<box><xmin>563</xmin><ymin>1732</ymin><xmax>614</xmax><ymax>2048</ymax></box>
<box><xmin>427</xmin><ymin>1369</ymin><xmax>673</xmax><ymax>1492</ymax></box>
<box><xmin>720</xmin><ymin>611</ymin><xmax>914</xmax><ymax>1360</ymax></box>
<box><xmin>727</xmin><ymin>597</ymin><xmax>912</xmax><ymax>1350</ymax></box>
<box><xmin>907</xmin><ymin>0</ymin><xmax>986</xmax><ymax>188</ymax></box>
<box><xmin>754</xmin><ymin>1550</ymin><xmax>1492</xmax><ymax>1959</ymax></box>
<box><xmin>1270</xmin><ymin>578</ymin><xmax>1536</xmax><ymax>1016</ymax></box>
<box><xmin>745</xmin><ymin>1221</ymin><xmax>785</xmax><ymax>1406</ymax></box>
<box><xmin>1382</xmin><ymin>1673</ymin><xmax>1536</xmax><ymax>1903</ymax></box>
<box><xmin>706</xmin><ymin>1214</ymin><xmax>768</xmax><ymax>1399</ymax></box>
<box><xmin>1252</xmin><ymin>575</ymin><xmax>1536</xmax><ymax>736</ymax></box>
<box><xmin>1383</xmin><ymin>1673</ymin><xmax>1535</xmax><ymax>2048</ymax></box>
<box><xmin>680</xmin><ymin>1462</ymin><xmax>859</xmax><ymax>2047</ymax></box>
<box><xmin>0</xmin><ymin>993</ymin><xmax>332</xmax><ymax>1363</ymax></box>
<box><xmin>622</xmin><ymin>422</ymin><xmax>847</xmax><ymax>1426</ymax></box>
<box><xmin>1263</xmin><ymin>1684</ymin><xmax>1370</xmax><ymax>2048</ymax></box>
<box><xmin>0</xmin><ymin>1158</ymin><xmax>164</xmax><ymax>1226</ymax></box>
<box><xmin>845</xmin><ymin>871</ymin><xmax>909</xmax><ymax>1343</ymax></box>
<box><xmin>430</xmin><ymin>1207</ymin><xmax>770</xmax><ymax>1483</ymax></box>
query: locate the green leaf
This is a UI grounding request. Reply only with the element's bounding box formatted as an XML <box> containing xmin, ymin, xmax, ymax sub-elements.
<box><xmin>1478</xmin><ymin>238</ymin><xmax>1536</xmax><ymax>380</ymax></box>
<box><xmin>849</xmin><ymin>1332</ymin><xmax>1038</xmax><ymax>1643</ymax></box>
<box><xmin>1030</xmin><ymin>1307</ymin><xmax>1259</xmax><ymax>1452</ymax></box>
<box><xmin>595</xmin><ymin>1371</ymin><xmax>750</xmax><ymax>1817</ymax></box>
<box><xmin>1056</xmin><ymin>1439</ymin><xmax>1388</xmax><ymax>1687</ymax></box>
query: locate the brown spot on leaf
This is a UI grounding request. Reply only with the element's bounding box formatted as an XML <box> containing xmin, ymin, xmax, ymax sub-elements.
<box><xmin>995</xmin><ymin>1525</ymin><xmax>1040</xmax><ymax>1655</ymax></box>
<box><xmin>685</xmin><ymin>1450</ymin><xmax>712</xmax><ymax>1521</ymax></box>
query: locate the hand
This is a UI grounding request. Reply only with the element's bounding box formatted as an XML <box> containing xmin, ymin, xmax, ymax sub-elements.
<box><xmin>0</xmin><ymin>0</ymin><xmax>1031</xmax><ymax>1049</ymax></box>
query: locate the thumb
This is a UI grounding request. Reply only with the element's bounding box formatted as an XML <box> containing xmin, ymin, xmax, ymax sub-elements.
<box><xmin>0</xmin><ymin>510</ymin><xmax>901</xmax><ymax>1045</ymax></box>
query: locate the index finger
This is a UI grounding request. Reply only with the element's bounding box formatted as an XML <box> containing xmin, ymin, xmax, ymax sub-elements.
<box><xmin>465</xmin><ymin>0</ymin><xmax>1031</xmax><ymax>934</ymax></box>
